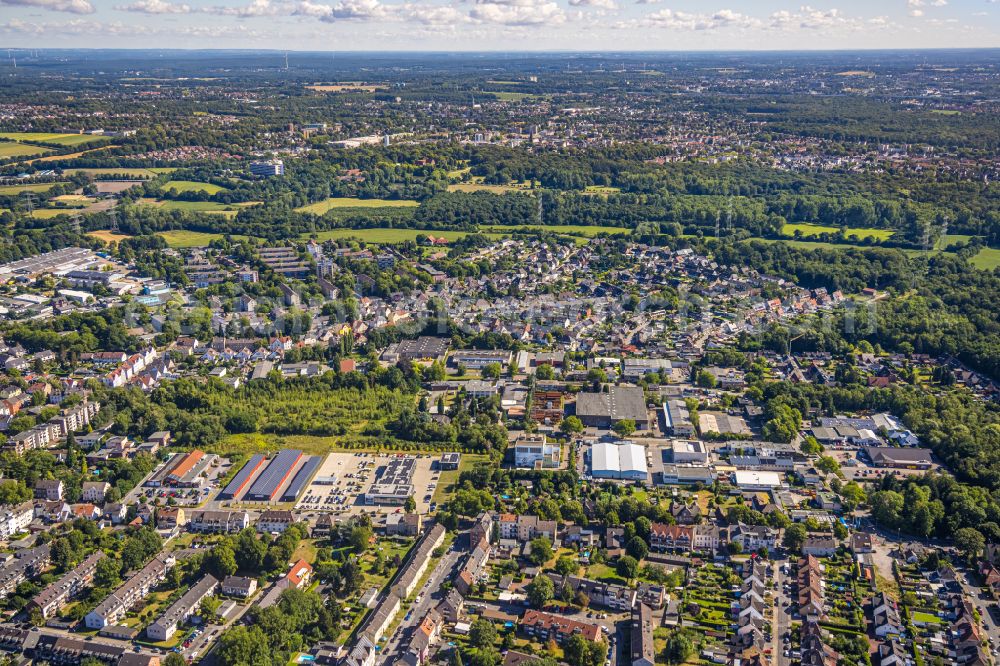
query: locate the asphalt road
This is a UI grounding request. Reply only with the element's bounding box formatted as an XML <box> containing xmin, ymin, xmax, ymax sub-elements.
<box><xmin>772</xmin><ymin>559</ymin><xmax>791</xmax><ymax>666</ymax></box>
<box><xmin>377</xmin><ymin>547</ymin><xmax>463</xmax><ymax>664</ymax></box>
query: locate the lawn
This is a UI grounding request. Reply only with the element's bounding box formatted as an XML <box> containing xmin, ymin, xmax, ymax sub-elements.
<box><xmin>911</xmin><ymin>611</ymin><xmax>942</xmax><ymax>625</ymax></box>
<box><xmin>781</xmin><ymin>223</ymin><xmax>895</xmax><ymax>242</ymax></box>
<box><xmin>0</xmin><ymin>182</ymin><xmax>69</xmax><ymax>195</ymax></box>
<box><xmin>585</xmin><ymin>562</ymin><xmax>626</xmax><ymax>585</ymax></box>
<box><xmin>294</xmin><ymin>197</ymin><xmax>420</xmax><ymax>215</ymax></box>
<box><xmin>0</xmin><ymin>143</ymin><xmax>52</xmax><ymax>158</ymax></box>
<box><xmin>162</xmin><ymin>180</ymin><xmax>229</xmax><ymax>195</ymax></box>
<box><xmin>301</xmin><ymin>228</ymin><xmax>485</xmax><ymax>244</ymax></box>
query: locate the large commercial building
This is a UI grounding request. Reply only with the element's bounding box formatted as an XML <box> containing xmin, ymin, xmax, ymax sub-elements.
<box><xmin>575</xmin><ymin>386</ymin><xmax>649</xmax><ymax>430</ymax></box>
<box><xmin>244</xmin><ymin>449</ymin><xmax>304</xmax><ymax>502</ymax></box>
<box><xmin>279</xmin><ymin>455</ymin><xmax>322</xmax><ymax>502</ymax></box>
<box><xmin>590</xmin><ymin>441</ymin><xmax>649</xmax><ymax>481</ymax></box>
<box><xmin>865</xmin><ymin>447</ymin><xmax>933</xmax><ymax>470</ymax></box>
<box><xmin>249</xmin><ymin>159</ymin><xmax>284</xmax><ymax>177</ymax></box>
<box><xmin>218</xmin><ymin>454</ymin><xmax>267</xmax><ymax>500</ymax></box>
<box><xmin>364</xmin><ymin>456</ymin><xmax>416</xmax><ymax>505</ymax></box>
<box><xmin>733</xmin><ymin>470</ymin><xmax>784</xmax><ymax>491</ymax></box>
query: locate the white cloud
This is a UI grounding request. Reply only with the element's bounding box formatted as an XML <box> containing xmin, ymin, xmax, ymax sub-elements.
<box><xmin>469</xmin><ymin>0</ymin><xmax>564</xmax><ymax>25</ymax></box>
<box><xmin>116</xmin><ymin>0</ymin><xmax>191</xmax><ymax>13</ymax></box>
<box><xmin>0</xmin><ymin>0</ymin><xmax>94</xmax><ymax>15</ymax></box>
<box><xmin>626</xmin><ymin>7</ymin><xmax>758</xmax><ymax>30</ymax></box>
<box><xmin>568</xmin><ymin>0</ymin><xmax>618</xmax><ymax>10</ymax></box>
<box><xmin>203</xmin><ymin>0</ymin><xmax>278</xmax><ymax>16</ymax></box>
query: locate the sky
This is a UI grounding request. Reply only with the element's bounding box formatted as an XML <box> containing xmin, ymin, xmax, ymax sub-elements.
<box><xmin>1</xmin><ymin>0</ymin><xmax>999</xmax><ymax>51</ymax></box>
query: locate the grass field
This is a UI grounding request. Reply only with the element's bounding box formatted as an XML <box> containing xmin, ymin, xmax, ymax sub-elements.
<box><xmin>971</xmin><ymin>247</ymin><xmax>1000</xmax><ymax>271</ymax></box>
<box><xmin>31</xmin><ymin>209</ymin><xmax>76</xmax><ymax>219</ymax></box>
<box><xmin>488</xmin><ymin>91</ymin><xmax>532</xmax><ymax>102</ymax></box>
<box><xmin>483</xmin><ymin>223</ymin><xmax>630</xmax><ymax>237</ymax></box>
<box><xmin>0</xmin><ymin>132</ymin><xmax>112</xmax><ymax>147</ymax></box>
<box><xmin>0</xmin><ymin>182</ymin><xmax>69</xmax><ymax>195</ymax></box>
<box><xmin>88</xmin><ymin>230</ymin><xmax>134</xmax><ymax>243</ymax></box>
<box><xmin>67</xmin><ymin>167</ymin><xmax>170</xmax><ymax>179</ymax></box>
<box><xmin>781</xmin><ymin>222</ymin><xmax>895</xmax><ymax>242</ymax></box>
<box><xmin>140</xmin><ymin>198</ymin><xmax>257</xmax><ymax>217</ymax></box>
<box><xmin>301</xmin><ymin>228</ymin><xmax>486</xmax><ymax>244</ymax></box>
<box><xmin>0</xmin><ymin>143</ymin><xmax>52</xmax><ymax>158</ymax></box>
<box><xmin>162</xmin><ymin>179</ymin><xmax>229</xmax><ymax>194</ymax></box>
<box><xmin>157</xmin><ymin>230</ymin><xmax>240</xmax><ymax>248</ymax></box>
<box><xmin>582</xmin><ymin>185</ymin><xmax>622</xmax><ymax>195</ymax></box>
<box><xmin>433</xmin><ymin>453</ymin><xmax>490</xmax><ymax>504</ymax></box>
<box><xmin>447</xmin><ymin>181</ymin><xmax>533</xmax><ymax>194</ymax></box>
<box><xmin>294</xmin><ymin>197</ymin><xmax>419</xmax><ymax>215</ymax></box>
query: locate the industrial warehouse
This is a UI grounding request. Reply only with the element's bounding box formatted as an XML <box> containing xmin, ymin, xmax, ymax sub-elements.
<box><xmin>589</xmin><ymin>441</ymin><xmax>650</xmax><ymax>481</ymax></box>
<box><xmin>217</xmin><ymin>450</ymin><xmax>321</xmax><ymax>504</ymax></box>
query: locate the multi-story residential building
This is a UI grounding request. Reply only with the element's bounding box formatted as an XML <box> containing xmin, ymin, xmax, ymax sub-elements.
<box><xmin>85</xmin><ymin>554</ymin><xmax>175</xmax><ymax>629</ymax></box>
<box><xmin>256</xmin><ymin>510</ymin><xmax>296</xmax><ymax>534</ymax></box>
<box><xmin>29</xmin><ymin>551</ymin><xmax>106</xmax><ymax>619</ymax></box>
<box><xmin>146</xmin><ymin>574</ymin><xmax>218</xmax><ymax>641</ymax></box>
<box><xmin>519</xmin><ymin>609</ymin><xmax>602</xmax><ymax>644</ymax></box>
<box><xmin>497</xmin><ymin>514</ymin><xmax>558</xmax><ymax>543</ymax></box>
<box><xmin>0</xmin><ymin>544</ymin><xmax>51</xmax><ymax>599</ymax></box>
<box><xmin>0</xmin><ymin>501</ymin><xmax>34</xmax><ymax>539</ymax></box>
<box><xmin>187</xmin><ymin>510</ymin><xmax>250</xmax><ymax>534</ymax></box>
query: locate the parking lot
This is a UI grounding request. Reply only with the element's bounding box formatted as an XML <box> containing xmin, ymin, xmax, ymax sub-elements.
<box><xmin>128</xmin><ymin>457</ymin><xmax>233</xmax><ymax>507</ymax></box>
<box><xmin>294</xmin><ymin>452</ymin><xmax>441</xmax><ymax>516</ymax></box>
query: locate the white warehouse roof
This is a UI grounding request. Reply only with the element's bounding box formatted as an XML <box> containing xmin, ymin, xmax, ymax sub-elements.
<box><xmin>734</xmin><ymin>470</ymin><xmax>783</xmax><ymax>488</ymax></box>
<box><xmin>591</xmin><ymin>441</ymin><xmax>648</xmax><ymax>478</ymax></box>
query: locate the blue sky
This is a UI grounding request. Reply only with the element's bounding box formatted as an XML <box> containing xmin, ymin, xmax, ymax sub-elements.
<box><xmin>1</xmin><ymin>0</ymin><xmax>998</xmax><ymax>50</ymax></box>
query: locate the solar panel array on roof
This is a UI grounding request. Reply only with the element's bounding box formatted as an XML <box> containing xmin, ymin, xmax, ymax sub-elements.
<box><xmin>280</xmin><ymin>455</ymin><xmax>321</xmax><ymax>502</ymax></box>
<box><xmin>219</xmin><ymin>454</ymin><xmax>266</xmax><ymax>500</ymax></box>
<box><xmin>245</xmin><ymin>449</ymin><xmax>303</xmax><ymax>501</ymax></box>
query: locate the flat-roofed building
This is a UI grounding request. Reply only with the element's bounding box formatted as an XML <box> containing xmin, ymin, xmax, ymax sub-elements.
<box><xmin>663</xmin><ymin>399</ymin><xmax>694</xmax><ymax>437</ymax></box>
<box><xmin>670</xmin><ymin>439</ymin><xmax>707</xmax><ymax>464</ymax></box>
<box><xmin>576</xmin><ymin>386</ymin><xmax>649</xmax><ymax>430</ymax></box>
<box><xmin>513</xmin><ymin>434</ymin><xmax>560</xmax><ymax>469</ymax></box>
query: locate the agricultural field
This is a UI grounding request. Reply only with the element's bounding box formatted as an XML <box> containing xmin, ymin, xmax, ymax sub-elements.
<box><xmin>294</xmin><ymin>197</ymin><xmax>419</xmax><ymax>215</ymax></box>
<box><xmin>0</xmin><ymin>182</ymin><xmax>69</xmax><ymax>195</ymax></box>
<box><xmin>161</xmin><ymin>179</ymin><xmax>229</xmax><ymax>194</ymax></box>
<box><xmin>0</xmin><ymin>132</ymin><xmax>112</xmax><ymax>147</ymax></box>
<box><xmin>0</xmin><ymin>143</ymin><xmax>52</xmax><ymax>158</ymax></box>
<box><xmin>781</xmin><ymin>222</ymin><xmax>895</xmax><ymax>242</ymax></box>
<box><xmin>88</xmin><ymin>230</ymin><xmax>134</xmax><ymax>243</ymax></box>
<box><xmin>30</xmin><ymin>209</ymin><xmax>75</xmax><ymax>219</ymax></box>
